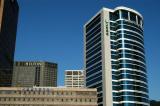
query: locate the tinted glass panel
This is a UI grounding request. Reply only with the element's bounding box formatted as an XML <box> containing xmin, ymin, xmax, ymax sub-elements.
<box><xmin>121</xmin><ymin>10</ymin><xmax>128</xmax><ymax>19</ymax></box>
<box><xmin>130</xmin><ymin>12</ymin><xmax>136</xmax><ymax>22</ymax></box>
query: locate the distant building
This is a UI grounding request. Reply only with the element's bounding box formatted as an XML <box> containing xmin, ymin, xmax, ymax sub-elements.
<box><xmin>0</xmin><ymin>87</ymin><xmax>97</xmax><ymax>106</ymax></box>
<box><xmin>0</xmin><ymin>0</ymin><xmax>19</xmax><ymax>86</ymax></box>
<box><xmin>65</xmin><ymin>70</ymin><xmax>84</xmax><ymax>88</ymax></box>
<box><xmin>150</xmin><ymin>100</ymin><xmax>160</xmax><ymax>106</ymax></box>
<box><xmin>12</xmin><ymin>61</ymin><xmax>57</xmax><ymax>87</ymax></box>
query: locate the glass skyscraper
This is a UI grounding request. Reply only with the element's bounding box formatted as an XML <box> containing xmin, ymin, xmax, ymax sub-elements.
<box><xmin>0</xmin><ymin>0</ymin><xmax>19</xmax><ymax>86</ymax></box>
<box><xmin>84</xmin><ymin>6</ymin><xmax>149</xmax><ymax>106</ymax></box>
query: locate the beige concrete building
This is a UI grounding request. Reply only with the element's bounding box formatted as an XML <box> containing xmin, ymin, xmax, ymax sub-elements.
<box><xmin>0</xmin><ymin>87</ymin><xmax>97</xmax><ymax>106</ymax></box>
<box><xmin>65</xmin><ymin>70</ymin><xmax>84</xmax><ymax>88</ymax></box>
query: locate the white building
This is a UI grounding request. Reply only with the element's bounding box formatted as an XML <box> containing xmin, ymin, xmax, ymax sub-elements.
<box><xmin>65</xmin><ymin>70</ymin><xmax>84</xmax><ymax>88</ymax></box>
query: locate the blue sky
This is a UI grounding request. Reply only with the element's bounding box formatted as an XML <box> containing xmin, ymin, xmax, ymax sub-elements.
<box><xmin>16</xmin><ymin>0</ymin><xmax>160</xmax><ymax>100</ymax></box>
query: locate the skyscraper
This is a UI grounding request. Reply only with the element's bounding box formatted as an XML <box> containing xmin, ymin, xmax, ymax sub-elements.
<box><xmin>84</xmin><ymin>6</ymin><xmax>149</xmax><ymax>106</ymax></box>
<box><xmin>12</xmin><ymin>61</ymin><xmax>57</xmax><ymax>87</ymax></box>
<box><xmin>65</xmin><ymin>70</ymin><xmax>85</xmax><ymax>88</ymax></box>
<box><xmin>0</xmin><ymin>0</ymin><xmax>19</xmax><ymax>86</ymax></box>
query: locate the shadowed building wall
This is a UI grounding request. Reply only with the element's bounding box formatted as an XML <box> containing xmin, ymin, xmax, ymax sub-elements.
<box><xmin>0</xmin><ymin>0</ymin><xmax>19</xmax><ymax>87</ymax></box>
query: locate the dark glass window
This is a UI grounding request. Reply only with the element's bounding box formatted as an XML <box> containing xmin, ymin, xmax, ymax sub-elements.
<box><xmin>89</xmin><ymin>82</ymin><xmax>102</xmax><ymax>88</ymax></box>
<box><xmin>137</xmin><ymin>16</ymin><xmax>141</xmax><ymax>25</ymax></box>
<box><xmin>98</xmin><ymin>97</ymin><xmax>103</xmax><ymax>103</ymax></box>
<box><xmin>110</xmin><ymin>12</ymin><xmax>116</xmax><ymax>21</ymax></box>
<box><xmin>113</xmin><ymin>104</ymin><xmax>120</xmax><ymax>106</ymax></box>
<box><xmin>118</xmin><ymin>53</ymin><xmax>145</xmax><ymax>63</ymax></box>
<box><xmin>86</xmin><ymin>62</ymin><xmax>101</xmax><ymax>72</ymax></box>
<box><xmin>98</xmin><ymin>93</ymin><xmax>103</xmax><ymax>97</ymax></box>
<box><xmin>86</xmin><ymin>35</ymin><xmax>101</xmax><ymax>51</ymax></box>
<box><xmin>110</xmin><ymin>12</ymin><xmax>114</xmax><ymax>21</ymax></box>
<box><xmin>113</xmin><ymin>96</ymin><xmax>121</xmax><ymax>101</ymax></box>
<box><xmin>121</xmin><ymin>103</ymin><xmax>148</xmax><ymax>106</ymax></box>
<box><xmin>116</xmin><ymin>24</ymin><xmax>143</xmax><ymax>35</ymax></box>
<box><xmin>86</xmin><ymin>26</ymin><xmax>101</xmax><ymax>38</ymax></box>
<box><xmin>110</xmin><ymin>11</ymin><xmax>119</xmax><ymax>21</ymax></box>
<box><xmin>115</xmin><ymin>11</ymin><xmax>120</xmax><ymax>20</ymax></box>
<box><xmin>98</xmin><ymin>104</ymin><xmax>103</xmax><ymax>106</ymax></box>
<box><xmin>130</xmin><ymin>12</ymin><xmax>136</xmax><ymax>22</ymax></box>
<box><xmin>86</xmin><ymin>76</ymin><xmax>102</xmax><ymax>86</ymax></box>
<box><xmin>119</xmin><ymin>73</ymin><xmax>147</xmax><ymax>82</ymax></box>
<box><xmin>87</xmin><ymin>72</ymin><xmax>102</xmax><ymax>82</ymax></box>
<box><xmin>120</xmin><ymin>91</ymin><xmax>149</xmax><ymax>98</ymax></box>
<box><xmin>86</xmin><ymin>52</ymin><xmax>101</xmax><ymax>64</ymax></box>
<box><xmin>86</xmin><ymin>14</ymin><xmax>101</xmax><ymax>32</ymax></box>
<box><xmin>86</xmin><ymin>43</ymin><xmax>101</xmax><ymax>56</ymax></box>
<box><xmin>123</xmin><ymin>40</ymin><xmax>144</xmax><ymax>49</ymax></box>
<box><xmin>112</xmin><ymin>81</ymin><xmax>119</xmax><ymax>86</ymax></box>
<box><xmin>117</xmin><ymin>30</ymin><xmax>144</xmax><ymax>42</ymax></box>
<box><xmin>110</xmin><ymin>22</ymin><xmax>116</xmax><ymax>27</ymax></box>
<box><xmin>118</xmin><ymin>50</ymin><xmax>145</xmax><ymax>60</ymax></box>
<box><xmin>86</xmin><ymin>46</ymin><xmax>101</xmax><ymax>59</ymax></box>
<box><xmin>86</xmin><ymin>56</ymin><xmax>102</xmax><ymax>68</ymax></box>
<box><xmin>119</xmin><ymin>64</ymin><xmax>146</xmax><ymax>73</ymax></box>
<box><xmin>120</xmin><ymin>70</ymin><xmax>147</xmax><ymax>80</ymax></box>
<box><xmin>117</xmin><ymin>20</ymin><xmax>143</xmax><ymax>31</ymax></box>
<box><xmin>86</xmin><ymin>33</ymin><xmax>101</xmax><ymax>48</ymax></box>
<box><xmin>121</xmin><ymin>10</ymin><xmax>128</xmax><ymax>19</ymax></box>
<box><xmin>122</xmin><ymin>96</ymin><xmax>149</xmax><ymax>103</ymax></box>
<box><xmin>86</xmin><ymin>65</ymin><xmax>102</xmax><ymax>77</ymax></box>
<box><xmin>97</xmin><ymin>86</ymin><xmax>102</xmax><ymax>92</ymax></box>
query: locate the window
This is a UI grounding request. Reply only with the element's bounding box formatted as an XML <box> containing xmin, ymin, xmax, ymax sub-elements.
<box><xmin>80</xmin><ymin>99</ymin><xmax>82</xmax><ymax>102</ymax></box>
<box><xmin>110</xmin><ymin>11</ymin><xmax>119</xmax><ymax>21</ymax></box>
<box><xmin>137</xmin><ymin>16</ymin><xmax>141</xmax><ymax>25</ymax></box>
<box><xmin>41</xmin><ymin>98</ymin><xmax>44</xmax><ymax>101</ymax></box>
<box><xmin>114</xmin><ymin>11</ymin><xmax>120</xmax><ymax>20</ymax></box>
<box><xmin>90</xmin><ymin>99</ymin><xmax>92</xmax><ymax>102</ymax></box>
<box><xmin>130</xmin><ymin>12</ymin><xmax>136</xmax><ymax>22</ymax></box>
<box><xmin>109</xmin><ymin>12</ymin><xmax>115</xmax><ymax>21</ymax></box>
<box><xmin>121</xmin><ymin>10</ymin><xmax>128</xmax><ymax>19</ymax></box>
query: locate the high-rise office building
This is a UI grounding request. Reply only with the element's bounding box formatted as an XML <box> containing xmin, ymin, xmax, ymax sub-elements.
<box><xmin>65</xmin><ymin>70</ymin><xmax>84</xmax><ymax>88</ymax></box>
<box><xmin>0</xmin><ymin>0</ymin><xmax>19</xmax><ymax>87</ymax></box>
<box><xmin>84</xmin><ymin>6</ymin><xmax>149</xmax><ymax>106</ymax></box>
<box><xmin>12</xmin><ymin>61</ymin><xmax>57</xmax><ymax>87</ymax></box>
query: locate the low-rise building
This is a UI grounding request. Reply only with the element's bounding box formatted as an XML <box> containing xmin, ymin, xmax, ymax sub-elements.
<box><xmin>65</xmin><ymin>70</ymin><xmax>84</xmax><ymax>88</ymax></box>
<box><xmin>0</xmin><ymin>87</ymin><xmax>97</xmax><ymax>106</ymax></box>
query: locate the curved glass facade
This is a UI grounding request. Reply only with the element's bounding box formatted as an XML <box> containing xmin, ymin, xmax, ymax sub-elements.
<box><xmin>110</xmin><ymin>9</ymin><xmax>149</xmax><ymax>106</ymax></box>
<box><xmin>85</xmin><ymin>7</ymin><xmax>149</xmax><ymax>106</ymax></box>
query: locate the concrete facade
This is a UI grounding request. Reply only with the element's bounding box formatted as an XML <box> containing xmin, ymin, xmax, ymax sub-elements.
<box><xmin>12</xmin><ymin>61</ymin><xmax>57</xmax><ymax>87</ymax></box>
<box><xmin>65</xmin><ymin>70</ymin><xmax>84</xmax><ymax>88</ymax></box>
<box><xmin>0</xmin><ymin>87</ymin><xmax>97</xmax><ymax>106</ymax></box>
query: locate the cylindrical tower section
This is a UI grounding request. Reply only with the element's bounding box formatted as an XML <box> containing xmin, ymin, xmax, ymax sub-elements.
<box><xmin>110</xmin><ymin>7</ymin><xmax>149</xmax><ymax>106</ymax></box>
